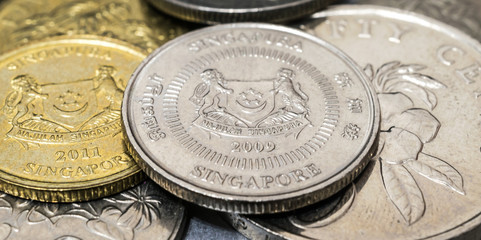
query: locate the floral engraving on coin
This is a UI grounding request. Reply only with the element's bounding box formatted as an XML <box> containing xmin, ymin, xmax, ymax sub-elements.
<box><xmin>278</xmin><ymin>61</ymin><xmax>466</xmax><ymax>230</ymax></box>
<box><xmin>0</xmin><ymin>182</ymin><xmax>173</xmax><ymax>240</ymax></box>
<box><xmin>189</xmin><ymin>68</ymin><xmax>311</xmax><ymax>139</ymax></box>
<box><xmin>365</xmin><ymin>61</ymin><xmax>465</xmax><ymax>225</ymax></box>
<box><xmin>2</xmin><ymin>65</ymin><xmax>125</xmax><ymax>148</ymax></box>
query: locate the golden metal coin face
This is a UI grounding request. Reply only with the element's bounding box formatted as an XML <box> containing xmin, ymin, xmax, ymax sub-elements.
<box><xmin>0</xmin><ymin>37</ymin><xmax>146</xmax><ymax>202</ymax></box>
<box><xmin>0</xmin><ymin>0</ymin><xmax>191</xmax><ymax>53</ymax></box>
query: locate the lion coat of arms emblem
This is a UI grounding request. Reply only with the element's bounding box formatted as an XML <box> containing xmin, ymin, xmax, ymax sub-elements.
<box><xmin>2</xmin><ymin>65</ymin><xmax>125</xmax><ymax>148</ymax></box>
<box><xmin>190</xmin><ymin>68</ymin><xmax>311</xmax><ymax>138</ymax></box>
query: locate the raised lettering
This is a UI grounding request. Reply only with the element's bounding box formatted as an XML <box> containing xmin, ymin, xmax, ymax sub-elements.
<box><xmin>437</xmin><ymin>45</ymin><xmax>466</xmax><ymax>66</ymax></box>
<box><xmin>456</xmin><ymin>63</ymin><xmax>481</xmax><ymax>84</ymax></box>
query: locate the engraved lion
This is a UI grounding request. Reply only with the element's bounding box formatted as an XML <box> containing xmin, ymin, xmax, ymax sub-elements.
<box><xmin>92</xmin><ymin>65</ymin><xmax>124</xmax><ymax>111</ymax></box>
<box><xmin>2</xmin><ymin>74</ymin><xmax>47</xmax><ymax>125</ymax></box>
<box><xmin>189</xmin><ymin>69</ymin><xmax>233</xmax><ymax>115</ymax></box>
<box><xmin>273</xmin><ymin>68</ymin><xmax>309</xmax><ymax>115</ymax></box>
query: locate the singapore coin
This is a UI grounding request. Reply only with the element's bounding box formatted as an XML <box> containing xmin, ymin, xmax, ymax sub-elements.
<box><xmin>0</xmin><ymin>181</ymin><xmax>186</xmax><ymax>240</ymax></box>
<box><xmin>0</xmin><ymin>36</ymin><xmax>146</xmax><ymax>202</ymax></box>
<box><xmin>0</xmin><ymin>0</ymin><xmax>191</xmax><ymax>54</ymax></box>
<box><xmin>345</xmin><ymin>0</ymin><xmax>481</xmax><ymax>41</ymax></box>
<box><xmin>227</xmin><ymin>5</ymin><xmax>481</xmax><ymax>239</ymax></box>
<box><xmin>145</xmin><ymin>0</ymin><xmax>334</xmax><ymax>24</ymax></box>
<box><xmin>122</xmin><ymin>23</ymin><xmax>379</xmax><ymax>214</ymax></box>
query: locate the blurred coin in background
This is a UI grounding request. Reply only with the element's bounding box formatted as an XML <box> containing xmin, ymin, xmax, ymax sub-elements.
<box><xmin>145</xmin><ymin>0</ymin><xmax>336</xmax><ymax>24</ymax></box>
<box><xmin>0</xmin><ymin>0</ymin><xmax>192</xmax><ymax>53</ymax></box>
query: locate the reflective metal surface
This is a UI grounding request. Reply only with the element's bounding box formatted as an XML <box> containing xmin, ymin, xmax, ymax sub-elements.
<box><xmin>344</xmin><ymin>0</ymin><xmax>481</xmax><ymax>41</ymax></box>
<box><xmin>146</xmin><ymin>0</ymin><xmax>334</xmax><ymax>24</ymax></box>
<box><xmin>227</xmin><ymin>5</ymin><xmax>481</xmax><ymax>239</ymax></box>
<box><xmin>122</xmin><ymin>23</ymin><xmax>379</xmax><ymax>214</ymax></box>
<box><xmin>0</xmin><ymin>37</ymin><xmax>146</xmax><ymax>202</ymax></box>
<box><xmin>0</xmin><ymin>181</ymin><xmax>186</xmax><ymax>240</ymax></box>
<box><xmin>0</xmin><ymin>0</ymin><xmax>191</xmax><ymax>54</ymax></box>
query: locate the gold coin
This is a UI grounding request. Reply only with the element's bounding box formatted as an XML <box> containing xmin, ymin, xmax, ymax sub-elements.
<box><xmin>0</xmin><ymin>36</ymin><xmax>146</xmax><ymax>202</ymax></box>
<box><xmin>0</xmin><ymin>0</ymin><xmax>191</xmax><ymax>53</ymax></box>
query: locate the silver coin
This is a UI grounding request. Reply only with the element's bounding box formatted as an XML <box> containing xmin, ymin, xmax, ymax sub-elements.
<box><xmin>0</xmin><ymin>181</ymin><xmax>186</xmax><ymax>240</ymax></box>
<box><xmin>145</xmin><ymin>0</ymin><xmax>334</xmax><ymax>24</ymax></box>
<box><xmin>227</xmin><ymin>5</ymin><xmax>481</xmax><ymax>239</ymax></box>
<box><xmin>122</xmin><ymin>23</ymin><xmax>379</xmax><ymax>214</ymax></box>
<box><xmin>344</xmin><ymin>0</ymin><xmax>481</xmax><ymax>41</ymax></box>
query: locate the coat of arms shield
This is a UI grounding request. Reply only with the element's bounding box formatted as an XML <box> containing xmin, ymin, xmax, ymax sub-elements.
<box><xmin>41</xmin><ymin>79</ymin><xmax>97</xmax><ymax>130</ymax></box>
<box><xmin>224</xmin><ymin>79</ymin><xmax>276</xmax><ymax>127</ymax></box>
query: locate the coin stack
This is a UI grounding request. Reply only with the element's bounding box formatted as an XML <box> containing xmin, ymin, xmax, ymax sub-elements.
<box><xmin>0</xmin><ymin>0</ymin><xmax>480</xmax><ymax>239</ymax></box>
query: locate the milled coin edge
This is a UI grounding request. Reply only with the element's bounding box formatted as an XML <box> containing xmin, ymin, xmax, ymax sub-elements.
<box><xmin>121</xmin><ymin>23</ymin><xmax>380</xmax><ymax>214</ymax></box>
<box><xmin>146</xmin><ymin>0</ymin><xmax>334</xmax><ymax>24</ymax></box>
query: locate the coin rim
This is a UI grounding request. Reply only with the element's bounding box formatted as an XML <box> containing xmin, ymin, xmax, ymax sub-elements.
<box><xmin>0</xmin><ymin>36</ymin><xmax>147</xmax><ymax>202</ymax></box>
<box><xmin>122</xmin><ymin>23</ymin><xmax>380</xmax><ymax>214</ymax></box>
<box><xmin>146</xmin><ymin>0</ymin><xmax>334</xmax><ymax>24</ymax></box>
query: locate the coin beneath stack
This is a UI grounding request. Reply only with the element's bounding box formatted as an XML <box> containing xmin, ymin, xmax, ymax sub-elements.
<box><xmin>0</xmin><ymin>181</ymin><xmax>186</xmax><ymax>240</ymax></box>
<box><xmin>0</xmin><ymin>36</ymin><xmax>146</xmax><ymax>202</ymax></box>
<box><xmin>227</xmin><ymin>5</ymin><xmax>481</xmax><ymax>239</ymax></box>
<box><xmin>145</xmin><ymin>0</ymin><xmax>334</xmax><ymax>24</ymax></box>
<box><xmin>122</xmin><ymin>23</ymin><xmax>379</xmax><ymax>214</ymax></box>
<box><xmin>0</xmin><ymin>0</ymin><xmax>191</xmax><ymax>54</ymax></box>
<box><xmin>347</xmin><ymin>0</ymin><xmax>481</xmax><ymax>41</ymax></box>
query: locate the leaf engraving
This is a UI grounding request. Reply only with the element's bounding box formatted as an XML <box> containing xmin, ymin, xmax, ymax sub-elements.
<box><xmin>27</xmin><ymin>209</ymin><xmax>51</xmax><ymax>223</ymax></box>
<box><xmin>0</xmin><ymin>223</ymin><xmax>12</xmax><ymax>240</ymax></box>
<box><xmin>405</xmin><ymin>153</ymin><xmax>465</xmax><ymax>195</ymax></box>
<box><xmin>394</xmin><ymin>73</ymin><xmax>446</xmax><ymax>89</ymax></box>
<box><xmin>385</xmin><ymin>81</ymin><xmax>438</xmax><ymax>110</ymax></box>
<box><xmin>381</xmin><ymin>162</ymin><xmax>425</xmax><ymax>225</ymax></box>
<box><xmin>86</xmin><ymin>207</ymin><xmax>134</xmax><ymax>240</ymax></box>
<box><xmin>372</xmin><ymin>61</ymin><xmax>464</xmax><ymax>226</ymax></box>
<box><xmin>371</xmin><ymin>61</ymin><xmax>446</xmax><ymax>96</ymax></box>
<box><xmin>118</xmin><ymin>203</ymin><xmax>143</xmax><ymax>229</ymax></box>
<box><xmin>0</xmin><ymin>198</ymin><xmax>13</xmax><ymax>217</ymax></box>
<box><xmin>389</xmin><ymin>109</ymin><xmax>440</xmax><ymax>143</ymax></box>
<box><xmin>379</xmin><ymin>128</ymin><xmax>422</xmax><ymax>165</ymax></box>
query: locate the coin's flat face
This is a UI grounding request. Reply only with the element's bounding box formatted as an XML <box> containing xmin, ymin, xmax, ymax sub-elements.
<box><xmin>0</xmin><ymin>181</ymin><xmax>186</xmax><ymax>240</ymax></box>
<box><xmin>346</xmin><ymin>0</ymin><xmax>481</xmax><ymax>41</ymax></box>
<box><xmin>0</xmin><ymin>37</ymin><xmax>145</xmax><ymax>202</ymax></box>
<box><xmin>123</xmin><ymin>23</ymin><xmax>379</xmax><ymax>214</ymax></box>
<box><xmin>228</xmin><ymin>5</ymin><xmax>481</xmax><ymax>239</ymax></box>
<box><xmin>0</xmin><ymin>0</ymin><xmax>191</xmax><ymax>54</ymax></box>
<box><xmin>146</xmin><ymin>0</ymin><xmax>333</xmax><ymax>24</ymax></box>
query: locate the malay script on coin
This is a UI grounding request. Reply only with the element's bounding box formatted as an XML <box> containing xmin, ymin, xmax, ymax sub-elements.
<box><xmin>228</xmin><ymin>5</ymin><xmax>481</xmax><ymax>238</ymax></box>
<box><xmin>123</xmin><ymin>23</ymin><xmax>379</xmax><ymax>213</ymax></box>
<box><xmin>0</xmin><ymin>37</ymin><xmax>145</xmax><ymax>202</ymax></box>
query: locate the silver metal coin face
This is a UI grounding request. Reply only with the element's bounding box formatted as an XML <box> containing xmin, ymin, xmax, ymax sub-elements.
<box><xmin>146</xmin><ymin>0</ymin><xmax>333</xmax><ymax>24</ymax></box>
<box><xmin>345</xmin><ymin>0</ymin><xmax>481</xmax><ymax>41</ymax></box>
<box><xmin>0</xmin><ymin>181</ymin><xmax>186</xmax><ymax>240</ymax></box>
<box><xmin>227</xmin><ymin>5</ymin><xmax>481</xmax><ymax>239</ymax></box>
<box><xmin>122</xmin><ymin>23</ymin><xmax>379</xmax><ymax>214</ymax></box>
